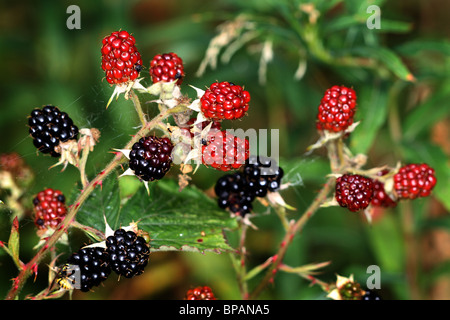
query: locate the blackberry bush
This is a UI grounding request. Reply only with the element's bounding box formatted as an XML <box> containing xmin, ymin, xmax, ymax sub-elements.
<box><xmin>3</xmin><ymin>4</ymin><xmax>447</xmax><ymax>302</ymax></box>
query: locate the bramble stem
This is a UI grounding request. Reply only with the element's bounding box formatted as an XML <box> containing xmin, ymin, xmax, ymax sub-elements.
<box><xmin>129</xmin><ymin>90</ymin><xmax>147</xmax><ymax>127</ymax></box>
<box><xmin>249</xmin><ymin>175</ymin><xmax>335</xmax><ymax>299</ymax></box>
<box><xmin>4</xmin><ymin>109</ymin><xmax>172</xmax><ymax>300</ymax></box>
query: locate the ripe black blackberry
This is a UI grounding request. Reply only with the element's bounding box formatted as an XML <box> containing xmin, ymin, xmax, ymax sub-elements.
<box><xmin>106</xmin><ymin>229</ymin><xmax>150</xmax><ymax>278</ymax></box>
<box><xmin>28</xmin><ymin>105</ymin><xmax>79</xmax><ymax>157</ymax></box>
<box><xmin>214</xmin><ymin>172</ymin><xmax>255</xmax><ymax>217</ymax></box>
<box><xmin>242</xmin><ymin>155</ymin><xmax>284</xmax><ymax>197</ymax></box>
<box><xmin>129</xmin><ymin>136</ymin><xmax>174</xmax><ymax>181</ymax></box>
<box><xmin>58</xmin><ymin>247</ymin><xmax>111</xmax><ymax>292</ymax></box>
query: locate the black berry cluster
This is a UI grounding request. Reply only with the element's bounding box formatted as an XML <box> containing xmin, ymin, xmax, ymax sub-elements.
<box><xmin>215</xmin><ymin>172</ymin><xmax>255</xmax><ymax>217</ymax></box>
<box><xmin>214</xmin><ymin>155</ymin><xmax>284</xmax><ymax>217</ymax></box>
<box><xmin>243</xmin><ymin>155</ymin><xmax>284</xmax><ymax>197</ymax></box>
<box><xmin>58</xmin><ymin>247</ymin><xmax>111</xmax><ymax>292</ymax></box>
<box><xmin>28</xmin><ymin>105</ymin><xmax>79</xmax><ymax>157</ymax></box>
<box><xmin>57</xmin><ymin>229</ymin><xmax>150</xmax><ymax>292</ymax></box>
<box><xmin>129</xmin><ymin>136</ymin><xmax>174</xmax><ymax>182</ymax></box>
<box><xmin>106</xmin><ymin>229</ymin><xmax>150</xmax><ymax>278</ymax></box>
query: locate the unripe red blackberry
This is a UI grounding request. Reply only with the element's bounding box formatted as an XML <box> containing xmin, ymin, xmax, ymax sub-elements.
<box><xmin>394</xmin><ymin>163</ymin><xmax>437</xmax><ymax>199</ymax></box>
<box><xmin>58</xmin><ymin>247</ymin><xmax>111</xmax><ymax>292</ymax></box>
<box><xmin>33</xmin><ymin>188</ymin><xmax>67</xmax><ymax>230</ymax></box>
<box><xmin>214</xmin><ymin>172</ymin><xmax>255</xmax><ymax>217</ymax></box>
<box><xmin>316</xmin><ymin>85</ymin><xmax>357</xmax><ymax>133</ymax></box>
<box><xmin>371</xmin><ymin>171</ymin><xmax>397</xmax><ymax>208</ymax></box>
<box><xmin>28</xmin><ymin>105</ymin><xmax>79</xmax><ymax>157</ymax></box>
<box><xmin>149</xmin><ymin>52</ymin><xmax>185</xmax><ymax>85</ymax></box>
<box><xmin>243</xmin><ymin>155</ymin><xmax>284</xmax><ymax>197</ymax></box>
<box><xmin>200</xmin><ymin>81</ymin><xmax>251</xmax><ymax>121</ymax></box>
<box><xmin>202</xmin><ymin>130</ymin><xmax>249</xmax><ymax>172</ymax></box>
<box><xmin>129</xmin><ymin>136</ymin><xmax>174</xmax><ymax>182</ymax></box>
<box><xmin>371</xmin><ymin>179</ymin><xmax>397</xmax><ymax>208</ymax></box>
<box><xmin>185</xmin><ymin>286</ymin><xmax>216</xmax><ymax>300</ymax></box>
<box><xmin>101</xmin><ymin>30</ymin><xmax>142</xmax><ymax>85</ymax></box>
<box><xmin>335</xmin><ymin>174</ymin><xmax>374</xmax><ymax>212</ymax></box>
<box><xmin>106</xmin><ymin>229</ymin><xmax>150</xmax><ymax>278</ymax></box>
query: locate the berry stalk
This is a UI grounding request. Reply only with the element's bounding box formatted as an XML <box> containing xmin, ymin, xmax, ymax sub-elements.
<box><xmin>248</xmin><ymin>175</ymin><xmax>335</xmax><ymax>299</ymax></box>
<box><xmin>4</xmin><ymin>108</ymin><xmax>173</xmax><ymax>300</ymax></box>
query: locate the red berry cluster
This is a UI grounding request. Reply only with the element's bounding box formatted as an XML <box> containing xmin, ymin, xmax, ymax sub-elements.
<box><xmin>149</xmin><ymin>52</ymin><xmax>185</xmax><ymax>85</ymax></box>
<box><xmin>202</xmin><ymin>130</ymin><xmax>250</xmax><ymax>172</ymax></box>
<box><xmin>316</xmin><ymin>85</ymin><xmax>357</xmax><ymax>133</ymax></box>
<box><xmin>393</xmin><ymin>163</ymin><xmax>437</xmax><ymax>199</ymax></box>
<box><xmin>101</xmin><ymin>30</ymin><xmax>143</xmax><ymax>85</ymax></box>
<box><xmin>33</xmin><ymin>188</ymin><xmax>67</xmax><ymax>230</ymax></box>
<box><xmin>200</xmin><ymin>81</ymin><xmax>251</xmax><ymax>121</ymax></box>
<box><xmin>185</xmin><ymin>286</ymin><xmax>216</xmax><ymax>300</ymax></box>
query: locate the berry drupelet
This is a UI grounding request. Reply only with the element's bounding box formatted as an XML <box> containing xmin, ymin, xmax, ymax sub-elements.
<box><xmin>28</xmin><ymin>105</ymin><xmax>79</xmax><ymax>157</ymax></box>
<box><xmin>106</xmin><ymin>229</ymin><xmax>150</xmax><ymax>278</ymax></box>
<box><xmin>129</xmin><ymin>136</ymin><xmax>174</xmax><ymax>182</ymax></box>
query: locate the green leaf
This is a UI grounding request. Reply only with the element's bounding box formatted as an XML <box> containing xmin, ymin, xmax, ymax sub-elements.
<box><xmin>74</xmin><ymin>173</ymin><xmax>238</xmax><ymax>254</ymax></box>
<box><xmin>119</xmin><ymin>179</ymin><xmax>238</xmax><ymax>253</ymax></box>
<box><xmin>70</xmin><ymin>172</ymin><xmax>121</xmax><ymax>237</ymax></box>
<box><xmin>349</xmin><ymin>46</ymin><xmax>415</xmax><ymax>81</ymax></box>
<box><xmin>350</xmin><ymin>82</ymin><xmax>390</xmax><ymax>154</ymax></box>
<box><xmin>403</xmin><ymin>85</ymin><xmax>450</xmax><ymax>141</ymax></box>
<box><xmin>8</xmin><ymin>217</ymin><xmax>21</xmax><ymax>269</ymax></box>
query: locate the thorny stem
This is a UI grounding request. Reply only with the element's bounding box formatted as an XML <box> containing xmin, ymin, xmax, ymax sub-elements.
<box><xmin>78</xmin><ymin>139</ymin><xmax>91</xmax><ymax>188</ymax></box>
<box><xmin>129</xmin><ymin>90</ymin><xmax>147</xmax><ymax>127</ymax></box>
<box><xmin>4</xmin><ymin>108</ymin><xmax>172</xmax><ymax>300</ymax></box>
<box><xmin>237</xmin><ymin>222</ymin><xmax>249</xmax><ymax>299</ymax></box>
<box><xmin>249</xmin><ymin>175</ymin><xmax>335</xmax><ymax>299</ymax></box>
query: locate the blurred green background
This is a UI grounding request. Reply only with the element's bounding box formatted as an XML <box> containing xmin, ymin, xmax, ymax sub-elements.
<box><xmin>0</xmin><ymin>0</ymin><xmax>449</xmax><ymax>300</ymax></box>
